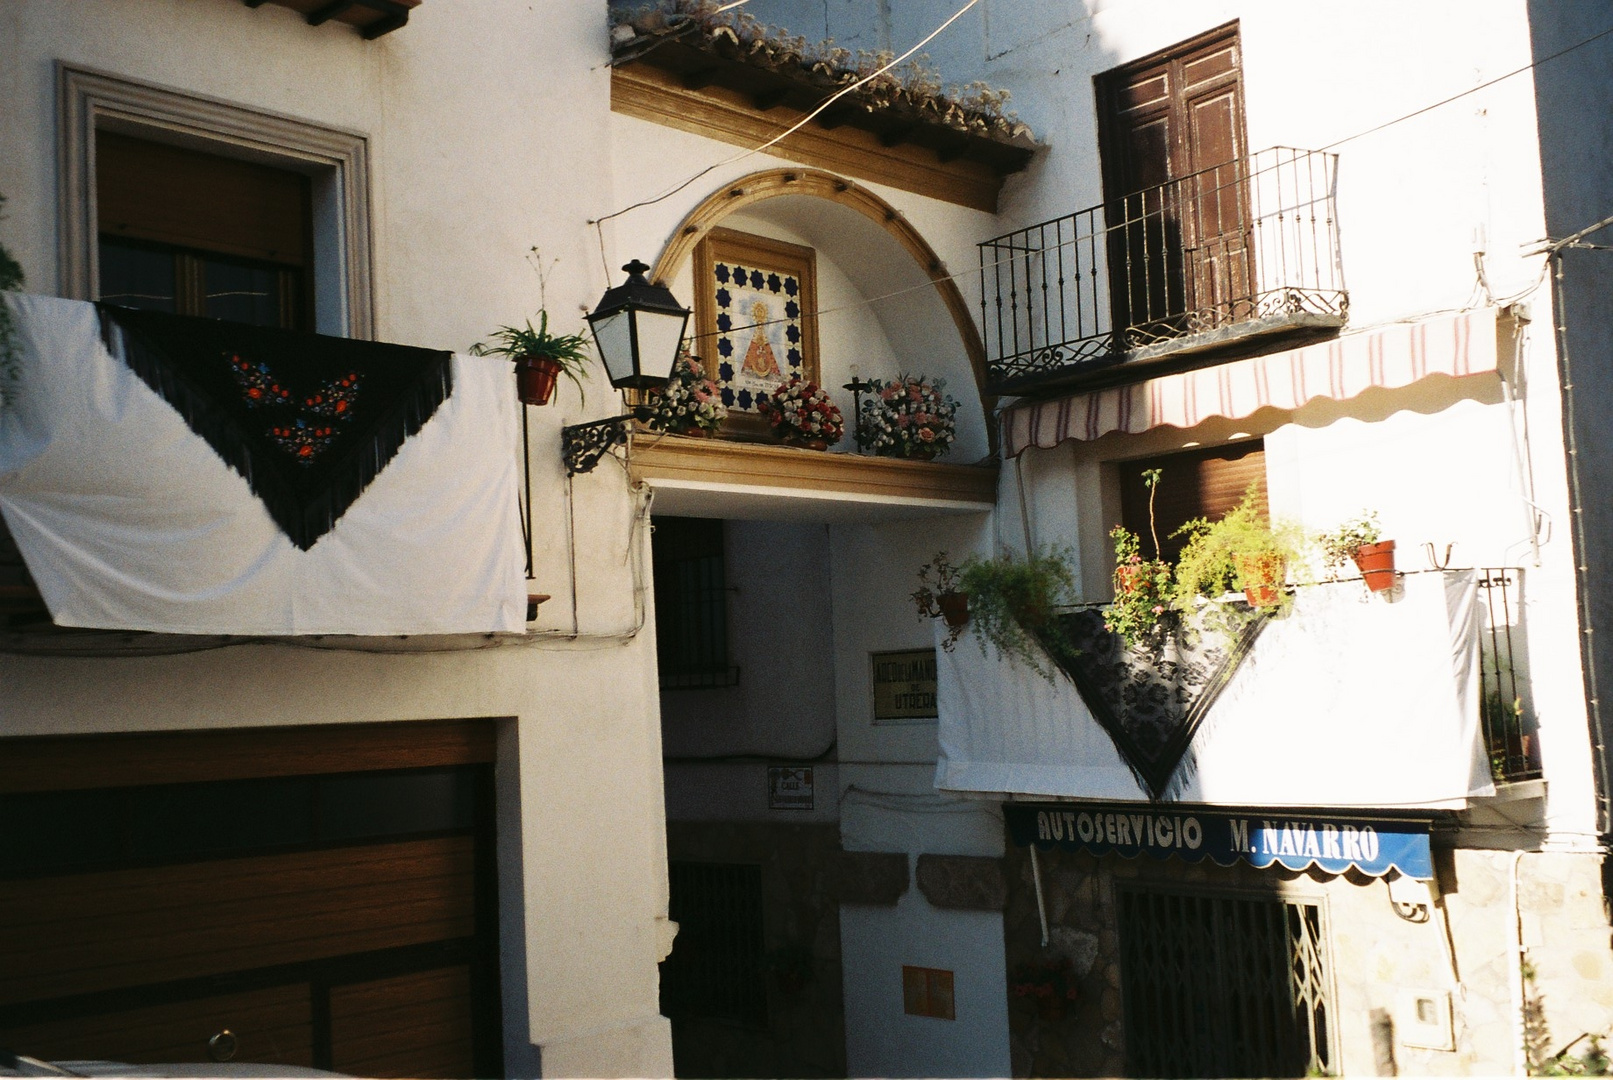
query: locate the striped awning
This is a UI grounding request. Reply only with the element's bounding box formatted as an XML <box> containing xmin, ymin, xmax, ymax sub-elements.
<box><xmin>1002</xmin><ymin>308</ymin><xmax>1511</xmax><ymax>458</ymax></box>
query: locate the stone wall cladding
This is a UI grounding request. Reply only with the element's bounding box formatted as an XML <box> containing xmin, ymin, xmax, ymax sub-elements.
<box><xmin>1000</xmin><ymin>840</ymin><xmax>1613</xmax><ymax>1076</ymax></box>
<box><xmin>664</xmin><ymin>821</ymin><xmax>848</xmax><ymax>1078</ymax></box>
<box><xmin>916</xmin><ymin>853</ymin><xmax>1007</xmax><ymax>910</ymax></box>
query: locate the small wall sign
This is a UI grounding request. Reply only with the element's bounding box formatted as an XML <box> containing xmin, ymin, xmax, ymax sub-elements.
<box><xmin>767</xmin><ymin>765</ymin><xmax>814</xmax><ymax>810</ymax></box>
<box><xmin>871</xmin><ymin>648</ymin><xmax>938</xmax><ymax>723</ymax></box>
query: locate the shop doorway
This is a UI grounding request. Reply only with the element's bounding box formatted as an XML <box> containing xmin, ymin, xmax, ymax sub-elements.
<box><xmin>1118</xmin><ymin>887</ymin><xmax>1334</xmax><ymax>1077</ymax></box>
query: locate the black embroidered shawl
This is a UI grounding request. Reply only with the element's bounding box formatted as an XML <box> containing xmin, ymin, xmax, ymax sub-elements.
<box><xmin>98</xmin><ymin>305</ymin><xmax>453</xmax><ymax>551</ymax></box>
<box><xmin>1039</xmin><ymin>608</ymin><xmax>1268</xmax><ymax>800</ymax></box>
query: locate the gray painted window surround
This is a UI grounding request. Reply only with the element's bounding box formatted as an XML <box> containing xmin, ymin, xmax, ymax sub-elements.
<box><xmin>55</xmin><ymin>62</ymin><xmax>375</xmax><ymax>339</ymax></box>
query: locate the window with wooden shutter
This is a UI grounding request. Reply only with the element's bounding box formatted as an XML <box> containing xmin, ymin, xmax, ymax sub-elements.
<box><xmin>95</xmin><ymin>131</ymin><xmax>313</xmax><ymax>330</ymax></box>
<box><xmin>1118</xmin><ymin>440</ymin><xmax>1267</xmax><ymax>563</ymax></box>
<box><xmin>1095</xmin><ymin>23</ymin><xmax>1252</xmax><ymax>340</ymax></box>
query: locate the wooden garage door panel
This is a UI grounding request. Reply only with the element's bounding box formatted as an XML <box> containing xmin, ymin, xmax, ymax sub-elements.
<box><xmin>0</xmin><ymin>983</ymin><xmax>315</xmax><ymax>1067</ymax></box>
<box><xmin>0</xmin><ymin>719</ymin><xmax>497</xmax><ymax>794</ymax></box>
<box><xmin>332</xmin><ymin>967</ymin><xmax>475</xmax><ymax>1079</ymax></box>
<box><xmin>0</xmin><ymin>836</ymin><xmax>474</xmax><ymax>1006</ymax></box>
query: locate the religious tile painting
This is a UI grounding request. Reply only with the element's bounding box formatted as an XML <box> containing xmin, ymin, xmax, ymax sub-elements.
<box><xmin>694</xmin><ymin>228</ymin><xmax>818</xmax><ymax>434</ymax></box>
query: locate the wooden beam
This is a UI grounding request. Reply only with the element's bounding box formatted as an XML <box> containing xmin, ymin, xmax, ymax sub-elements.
<box><xmin>612</xmin><ymin>63</ymin><xmax>1005</xmax><ymax>212</ymax></box>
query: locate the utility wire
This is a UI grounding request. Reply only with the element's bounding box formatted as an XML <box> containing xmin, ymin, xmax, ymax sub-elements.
<box><xmin>1319</xmin><ymin>22</ymin><xmax>1613</xmax><ymax>151</ymax></box>
<box><xmin>594</xmin><ymin>15</ymin><xmax>1613</xmax><ymax>363</ymax></box>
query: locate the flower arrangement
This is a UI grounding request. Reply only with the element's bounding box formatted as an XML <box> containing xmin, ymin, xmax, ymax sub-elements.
<box><xmin>757</xmin><ymin>374</ymin><xmax>844</xmax><ymax>447</ymax></box>
<box><xmin>859</xmin><ymin>374</ymin><xmax>959</xmax><ymax>458</ymax></box>
<box><xmin>644</xmin><ymin>350</ymin><xmax>728</xmax><ymax>435</ymax></box>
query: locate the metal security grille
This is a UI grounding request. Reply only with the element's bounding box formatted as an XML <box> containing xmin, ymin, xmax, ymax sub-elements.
<box><xmin>660</xmin><ymin>861</ymin><xmax>767</xmax><ymax>1026</ymax></box>
<box><xmin>1118</xmin><ymin>888</ymin><xmax>1334</xmax><ymax>1078</ymax></box>
<box><xmin>652</xmin><ymin>517</ymin><xmax>740</xmax><ymax>689</ymax></box>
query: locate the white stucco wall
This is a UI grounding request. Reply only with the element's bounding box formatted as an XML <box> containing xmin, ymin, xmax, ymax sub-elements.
<box><xmin>0</xmin><ymin>2</ymin><xmax>676</xmax><ymax>1075</ymax></box>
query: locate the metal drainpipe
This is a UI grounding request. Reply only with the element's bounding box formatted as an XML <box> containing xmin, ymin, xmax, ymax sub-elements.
<box><xmin>1549</xmin><ymin>252</ymin><xmax>1612</xmax><ymax>837</ymax></box>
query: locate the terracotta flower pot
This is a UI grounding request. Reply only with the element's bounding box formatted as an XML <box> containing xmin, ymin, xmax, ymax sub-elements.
<box><xmin>1237</xmin><ymin>552</ymin><xmax>1285</xmax><ymax>608</ymax></box>
<box><xmin>1352</xmin><ymin>539</ymin><xmax>1397</xmax><ymax>592</ymax></box>
<box><xmin>782</xmin><ymin>434</ymin><xmax>830</xmax><ymax>451</ymax></box>
<box><xmin>938</xmin><ymin>591</ymin><xmax>970</xmax><ymax>628</ymax></box>
<box><xmin>515</xmin><ymin>355</ymin><xmax>563</xmax><ymax>406</ymax></box>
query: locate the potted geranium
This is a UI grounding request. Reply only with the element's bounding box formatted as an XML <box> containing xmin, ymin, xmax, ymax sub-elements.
<box><xmin>643</xmin><ymin>349</ymin><xmax>728</xmax><ymax>436</ymax></box>
<box><xmin>1318</xmin><ymin>511</ymin><xmax>1396</xmax><ymax>592</ymax></box>
<box><xmin>912</xmin><ymin>552</ymin><xmax>969</xmax><ymax>650</ymax></box>
<box><xmin>470</xmin><ymin>310</ymin><xmax>592</xmax><ymax>407</ymax></box>
<box><xmin>859</xmin><ymin>374</ymin><xmax>959</xmax><ymax>459</ymax></box>
<box><xmin>1106</xmin><ymin>467</ymin><xmax>1174</xmax><ymax>646</ymax></box>
<box><xmin>758</xmin><ymin>375</ymin><xmax>845</xmax><ymax>449</ymax></box>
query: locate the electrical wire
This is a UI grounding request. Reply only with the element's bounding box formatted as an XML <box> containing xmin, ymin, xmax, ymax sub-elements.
<box><xmin>593</xmin><ymin>22</ymin><xmax>1613</xmax><ymax>348</ymax></box>
<box><xmin>1318</xmin><ymin>23</ymin><xmax>1613</xmax><ymax>152</ymax></box>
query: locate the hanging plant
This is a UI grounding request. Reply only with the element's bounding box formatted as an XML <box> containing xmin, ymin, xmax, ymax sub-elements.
<box><xmin>955</xmin><ymin>547</ymin><xmax>1078</xmax><ymax>682</ymax></box>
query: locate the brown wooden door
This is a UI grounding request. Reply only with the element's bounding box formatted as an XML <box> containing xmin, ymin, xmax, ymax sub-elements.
<box><xmin>1098</xmin><ymin>23</ymin><xmax>1252</xmax><ymax>344</ymax></box>
<box><xmin>0</xmin><ymin>722</ymin><xmax>502</xmax><ymax>1078</ymax></box>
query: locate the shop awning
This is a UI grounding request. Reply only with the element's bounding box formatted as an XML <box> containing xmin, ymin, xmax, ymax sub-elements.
<box><xmin>1002</xmin><ymin>307</ymin><xmax>1513</xmax><ymax>457</ymax></box>
<box><xmin>0</xmin><ymin>293</ymin><xmax>526</xmax><ymax>635</ymax></box>
<box><xmin>1004</xmin><ymin>802</ymin><xmax>1433</xmax><ymax>879</ymax></box>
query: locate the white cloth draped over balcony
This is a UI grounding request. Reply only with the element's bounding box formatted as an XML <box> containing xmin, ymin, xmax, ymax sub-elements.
<box><xmin>935</xmin><ymin>571</ymin><xmax>1495</xmax><ymax>809</ymax></box>
<box><xmin>1001</xmin><ymin>307</ymin><xmax>1513</xmax><ymax>456</ymax></box>
<box><xmin>0</xmin><ymin>293</ymin><xmax>526</xmax><ymax>635</ymax></box>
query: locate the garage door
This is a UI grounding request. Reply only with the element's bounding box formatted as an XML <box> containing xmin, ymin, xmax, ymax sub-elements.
<box><xmin>0</xmin><ymin>720</ymin><xmax>503</xmax><ymax>1077</ymax></box>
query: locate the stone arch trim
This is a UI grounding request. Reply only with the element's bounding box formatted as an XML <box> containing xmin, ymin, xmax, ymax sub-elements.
<box><xmin>649</xmin><ymin>169</ymin><xmax>997</xmax><ymax>449</ymax></box>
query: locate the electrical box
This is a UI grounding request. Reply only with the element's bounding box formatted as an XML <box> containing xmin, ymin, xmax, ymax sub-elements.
<box><xmin>1397</xmin><ymin>988</ymin><xmax>1455</xmax><ymax>1051</ymax></box>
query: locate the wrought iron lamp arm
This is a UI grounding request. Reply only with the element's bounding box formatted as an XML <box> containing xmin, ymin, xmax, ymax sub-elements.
<box><xmin>561</xmin><ymin>407</ymin><xmax>652</xmax><ymax>476</ymax></box>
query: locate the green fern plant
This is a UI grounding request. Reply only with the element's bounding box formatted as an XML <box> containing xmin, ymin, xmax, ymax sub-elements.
<box><xmin>957</xmin><ymin>547</ymin><xmax>1077</xmax><ymax>681</ymax></box>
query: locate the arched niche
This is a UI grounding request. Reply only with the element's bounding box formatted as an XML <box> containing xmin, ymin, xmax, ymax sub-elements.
<box><xmin>649</xmin><ymin>169</ymin><xmax>997</xmax><ymax>456</ymax></box>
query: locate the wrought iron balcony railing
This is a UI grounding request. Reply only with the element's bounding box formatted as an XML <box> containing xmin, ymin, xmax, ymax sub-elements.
<box><xmin>1479</xmin><ymin>568</ymin><xmax>1539</xmax><ymax>784</ymax></box>
<box><xmin>979</xmin><ymin>146</ymin><xmax>1347</xmax><ymax>393</ymax></box>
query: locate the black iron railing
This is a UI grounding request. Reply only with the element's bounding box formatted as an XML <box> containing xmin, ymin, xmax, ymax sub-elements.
<box><xmin>979</xmin><ymin>146</ymin><xmax>1347</xmax><ymax>392</ymax></box>
<box><xmin>1479</xmin><ymin>568</ymin><xmax>1539</xmax><ymax>783</ymax></box>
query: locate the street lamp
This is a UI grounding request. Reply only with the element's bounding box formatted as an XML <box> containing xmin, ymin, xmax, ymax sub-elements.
<box><xmin>586</xmin><ymin>259</ymin><xmax>691</xmax><ymax>390</ymax></box>
<box><xmin>562</xmin><ymin>260</ymin><xmax>691</xmax><ymax>475</ymax></box>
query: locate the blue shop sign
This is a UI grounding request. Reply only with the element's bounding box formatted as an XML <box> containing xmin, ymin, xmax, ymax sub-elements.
<box><xmin>1005</xmin><ymin>802</ymin><xmax>1433</xmax><ymax>880</ymax></box>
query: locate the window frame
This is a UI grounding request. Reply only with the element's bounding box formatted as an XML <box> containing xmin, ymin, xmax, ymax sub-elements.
<box><xmin>57</xmin><ymin>63</ymin><xmax>374</xmax><ymax>338</ymax></box>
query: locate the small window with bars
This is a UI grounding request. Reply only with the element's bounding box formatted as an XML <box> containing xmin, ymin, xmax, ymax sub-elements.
<box><xmin>660</xmin><ymin>861</ymin><xmax>767</xmax><ymax>1026</ymax></box>
<box><xmin>652</xmin><ymin>517</ymin><xmax>740</xmax><ymax>689</ymax></box>
<box><xmin>1118</xmin><ymin>886</ymin><xmax>1334</xmax><ymax>1078</ymax></box>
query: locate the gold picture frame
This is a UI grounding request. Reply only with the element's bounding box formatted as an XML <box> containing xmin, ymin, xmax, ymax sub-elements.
<box><xmin>692</xmin><ymin>228</ymin><xmax>819</xmax><ymax>437</ymax></box>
